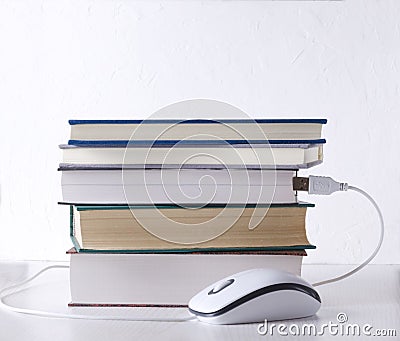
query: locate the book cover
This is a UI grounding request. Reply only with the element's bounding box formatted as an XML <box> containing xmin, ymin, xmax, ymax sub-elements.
<box><xmin>69</xmin><ymin>118</ymin><xmax>327</xmax><ymax>125</ymax></box>
<box><xmin>67</xmin><ymin>139</ymin><xmax>326</xmax><ymax>147</ymax></box>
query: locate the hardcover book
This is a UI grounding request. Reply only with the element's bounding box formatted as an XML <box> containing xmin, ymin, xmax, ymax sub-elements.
<box><xmin>68</xmin><ymin>118</ymin><xmax>327</xmax><ymax>142</ymax></box>
<box><xmin>60</xmin><ymin>168</ymin><xmax>297</xmax><ymax>205</ymax></box>
<box><xmin>68</xmin><ymin>248</ymin><xmax>307</xmax><ymax>306</ymax></box>
<box><xmin>69</xmin><ymin>203</ymin><xmax>316</xmax><ymax>252</ymax></box>
<box><xmin>60</xmin><ymin>140</ymin><xmax>325</xmax><ymax>169</ymax></box>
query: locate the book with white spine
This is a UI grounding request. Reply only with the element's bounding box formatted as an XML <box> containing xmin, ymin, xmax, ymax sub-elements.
<box><xmin>68</xmin><ymin>248</ymin><xmax>306</xmax><ymax>306</ymax></box>
<box><xmin>60</xmin><ymin>168</ymin><xmax>297</xmax><ymax>204</ymax></box>
<box><xmin>60</xmin><ymin>140</ymin><xmax>324</xmax><ymax>169</ymax></box>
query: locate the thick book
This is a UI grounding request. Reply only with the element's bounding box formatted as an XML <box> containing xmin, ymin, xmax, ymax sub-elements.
<box><xmin>60</xmin><ymin>168</ymin><xmax>297</xmax><ymax>204</ymax></box>
<box><xmin>68</xmin><ymin>118</ymin><xmax>327</xmax><ymax>142</ymax></box>
<box><xmin>60</xmin><ymin>140</ymin><xmax>324</xmax><ymax>169</ymax></box>
<box><xmin>68</xmin><ymin>248</ymin><xmax>306</xmax><ymax>306</ymax></box>
<box><xmin>69</xmin><ymin>203</ymin><xmax>315</xmax><ymax>252</ymax></box>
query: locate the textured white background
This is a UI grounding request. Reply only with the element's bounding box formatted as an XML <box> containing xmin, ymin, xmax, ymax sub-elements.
<box><xmin>0</xmin><ymin>1</ymin><xmax>399</xmax><ymax>263</ymax></box>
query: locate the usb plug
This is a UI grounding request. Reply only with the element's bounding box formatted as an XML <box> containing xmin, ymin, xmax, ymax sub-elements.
<box><xmin>293</xmin><ymin>175</ymin><xmax>348</xmax><ymax>195</ymax></box>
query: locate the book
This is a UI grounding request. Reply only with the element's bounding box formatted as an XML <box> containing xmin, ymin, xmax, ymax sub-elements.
<box><xmin>68</xmin><ymin>118</ymin><xmax>327</xmax><ymax>142</ymax></box>
<box><xmin>60</xmin><ymin>140</ymin><xmax>324</xmax><ymax>169</ymax></box>
<box><xmin>69</xmin><ymin>203</ymin><xmax>315</xmax><ymax>252</ymax></box>
<box><xmin>68</xmin><ymin>248</ymin><xmax>306</xmax><ymax>306</ymax></box>
<box><xmin>60</xmin><ymin>168</ymin><xmax>297</xmax><ymax>204</ymax></box>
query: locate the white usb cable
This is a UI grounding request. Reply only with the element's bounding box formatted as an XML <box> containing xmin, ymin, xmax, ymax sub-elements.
<box><xmin>293</xmin><ymin>175</ymin><xmax>385</xmax><ymax>287</ymax></box>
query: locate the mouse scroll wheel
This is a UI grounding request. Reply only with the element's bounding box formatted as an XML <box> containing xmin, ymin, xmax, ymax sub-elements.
<box><xmin>208</xmin><ymin>279</ymin><xmax>235</xmax><ymax>295</ymax></box>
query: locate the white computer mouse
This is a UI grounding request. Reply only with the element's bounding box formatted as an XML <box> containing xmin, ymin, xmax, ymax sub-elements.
<box><xmin>188</xmin><ymin>268</ymin><xmax>321</xmax><ymax>324</ymax></box>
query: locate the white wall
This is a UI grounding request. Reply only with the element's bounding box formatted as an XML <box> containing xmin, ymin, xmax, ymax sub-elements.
<box><xmin>0</xmin><ymin>0</ymin><xmax>399</xmax><ymax>263</ymax></box>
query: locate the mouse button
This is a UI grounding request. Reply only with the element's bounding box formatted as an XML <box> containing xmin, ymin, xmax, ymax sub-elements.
<box><xmin>208</xmin><ymin>279</ymin><xmax>234</xmax><ymax>295</ymax></box>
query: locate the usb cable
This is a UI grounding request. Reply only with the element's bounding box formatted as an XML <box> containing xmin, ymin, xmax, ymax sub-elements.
<box><xmin>293</xmin><ymin>175</ymin><xmax>385</xmax><ymax>287</ymax></box>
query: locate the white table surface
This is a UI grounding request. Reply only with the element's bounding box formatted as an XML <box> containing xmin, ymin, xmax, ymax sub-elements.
<box><xmin>0</xmin><ymin>262</ymin><xmax>398</xmax><ymax>341</ymax></box>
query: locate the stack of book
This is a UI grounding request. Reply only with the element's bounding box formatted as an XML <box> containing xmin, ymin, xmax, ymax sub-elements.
<box><xmin>59</xmin><ymin>118</ymin><xmax>326</xmax><ymax>306</ymax></box>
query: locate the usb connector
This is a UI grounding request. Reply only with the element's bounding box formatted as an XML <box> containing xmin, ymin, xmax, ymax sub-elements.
<box><xmin>293</xmin><ymin>175</ymin><xmax>348</xmax><ymax>195</ymax></box>
<box><xmin>292</xmin><ymin>177</ymin><xmax>310</xmax><ymax>191</ymax></box>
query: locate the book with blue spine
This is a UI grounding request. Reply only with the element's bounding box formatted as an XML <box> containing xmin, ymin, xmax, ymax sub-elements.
<box><xmin>68</xmin><ymin>118</ymin><xmax>327</xmax><ymax>142</ymax></box>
